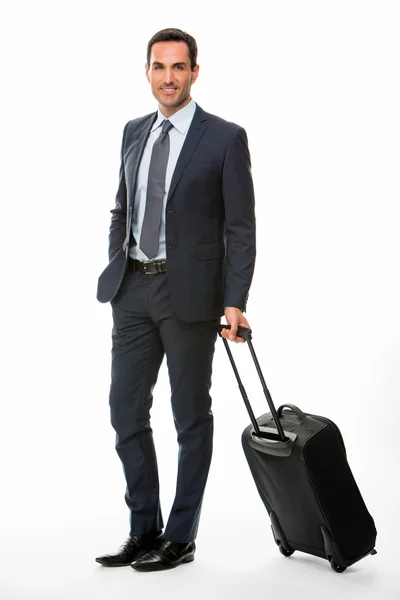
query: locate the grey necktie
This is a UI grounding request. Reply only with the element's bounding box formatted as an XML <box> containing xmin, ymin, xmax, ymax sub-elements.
<box><xmin>140</xmin><ymin>119</ymin><xmax>174</xmax><ymax>259</ymax></box>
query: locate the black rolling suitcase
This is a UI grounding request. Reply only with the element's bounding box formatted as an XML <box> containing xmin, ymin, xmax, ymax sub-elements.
<box><xmin>218</xmin><ymin>325</ymin><xmax>377</xmax><ymax>573</ymax></box>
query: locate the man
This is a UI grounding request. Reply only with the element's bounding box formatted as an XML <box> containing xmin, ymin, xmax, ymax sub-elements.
<box><xmin>96</xmin><ymin>28</ymin><xmax>256</xmax><ymax>572</ymax></box>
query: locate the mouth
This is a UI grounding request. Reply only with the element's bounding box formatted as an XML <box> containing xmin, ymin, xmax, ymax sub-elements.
<box><xmin>160</xmin><ymin>87</ymin><xmax>178</xmax><ymax>95</ymax></box>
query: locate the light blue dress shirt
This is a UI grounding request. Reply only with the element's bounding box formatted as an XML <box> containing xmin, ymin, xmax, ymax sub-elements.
<box><xmin>129</xmin><ymin>99</ymin><xmax>197</xmax><ymax>261</ymax></box>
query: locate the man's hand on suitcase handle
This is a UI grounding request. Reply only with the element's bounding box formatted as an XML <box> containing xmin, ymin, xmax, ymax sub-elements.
<box><xmin>220</xmin><ymin>308</ymin><xmax>251</xmax><ymax>343</ymax></box>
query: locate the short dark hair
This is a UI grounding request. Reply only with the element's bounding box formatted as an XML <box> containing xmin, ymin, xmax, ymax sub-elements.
<box><xmin>147</xmin><ymin>28</ymin><xmax>198</xmax><ymax>70</ymax></box>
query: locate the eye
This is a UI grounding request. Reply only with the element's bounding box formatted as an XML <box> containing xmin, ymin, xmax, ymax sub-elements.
<box><xmin>175</xmin><ymin>65</ymin><xmax>184</xmax><ymax>70</ymax></box>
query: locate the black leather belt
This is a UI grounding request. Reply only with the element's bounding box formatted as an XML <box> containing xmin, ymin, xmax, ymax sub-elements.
<box><xmin>128</xmin><ymin>258</ymin><xmax>167</xmax><ymax>275</ymax></box>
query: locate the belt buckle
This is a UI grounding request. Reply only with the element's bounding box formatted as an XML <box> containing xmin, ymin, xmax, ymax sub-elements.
<box><xmin>143</xmin><ymin>261</ymin><xmax>153</xmax><ymax>275</ymax></box>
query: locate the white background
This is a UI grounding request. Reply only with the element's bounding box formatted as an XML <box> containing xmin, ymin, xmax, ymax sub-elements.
<box><xmin>1</xmin><ymin>1</ymin><xmax>399</xmax><ymax>599</ymax></box>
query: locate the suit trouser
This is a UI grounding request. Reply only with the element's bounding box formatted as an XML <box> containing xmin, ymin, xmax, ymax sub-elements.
<box><xmin>109</xmin><ymin>266</ymin><xmax>218</xmax><ymax>543</ymax></box>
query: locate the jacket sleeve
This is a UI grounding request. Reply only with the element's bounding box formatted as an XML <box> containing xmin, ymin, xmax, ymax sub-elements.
<box><xmin>108</xmin><ymin>122</ymin><xmax>129</xmax><ymax>262</ymax></box>
<box><xmin>222</xmin><ymin>126</ymin><xmax>256</xmax><ymax>312</ymax></box>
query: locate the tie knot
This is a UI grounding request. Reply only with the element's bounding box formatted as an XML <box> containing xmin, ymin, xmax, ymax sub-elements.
<box><xmin>161</xmin><ymin>120</ymin><xmax>173</xmax><ymax>134</ymax></box>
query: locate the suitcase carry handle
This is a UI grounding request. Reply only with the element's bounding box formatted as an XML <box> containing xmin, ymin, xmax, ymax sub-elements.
<box><xmin>277</xmin><ymin>404</ymin><xmax>306</xmax><ymax>421</ymax></box>
<box><xmin>218</xmin><ymin>324</ymin><xmax>287</xmax><ymax>443</ymax></box>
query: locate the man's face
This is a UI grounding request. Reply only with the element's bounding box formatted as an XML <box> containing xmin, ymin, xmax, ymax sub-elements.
<box><xmin>146</xmin><ymin>41</ymin><xmax>199</xmax><ymax>116</ymax></box>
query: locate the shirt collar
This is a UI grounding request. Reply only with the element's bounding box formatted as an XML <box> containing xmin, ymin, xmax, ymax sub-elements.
<box><xmin>151</xmin><ymin>99</ymin><xmax>196</xmax><ymax>134</ymax></box>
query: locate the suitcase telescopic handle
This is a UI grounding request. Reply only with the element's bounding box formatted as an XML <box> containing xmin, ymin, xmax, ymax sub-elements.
<box><xmin>217</xmin><ymin>324</ymin><xmax>287</xmax><ymax>442</ymax></box>
<box><xmin>218</xmin><ymin>324</ymin><xmax>253</xmax><ymax>340</ymax></box>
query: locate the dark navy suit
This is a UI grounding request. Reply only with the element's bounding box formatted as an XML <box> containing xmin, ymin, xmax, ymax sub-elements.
<box><xmin>97</xmin><ymin>104</ymin><xmax>256</xmax><ymax>542</ymax></box>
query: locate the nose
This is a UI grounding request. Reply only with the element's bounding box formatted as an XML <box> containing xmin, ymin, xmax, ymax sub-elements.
<box><xmin>164</xmin><ymin>68</ymin><xmax>174</xmax><ymax>84</ymax></box>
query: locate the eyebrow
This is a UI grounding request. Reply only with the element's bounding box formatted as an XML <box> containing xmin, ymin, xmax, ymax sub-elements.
<box><xmin>152</xmin><ymin>61</ymin><xmax>188</xmax><ymax>68</ymax></box>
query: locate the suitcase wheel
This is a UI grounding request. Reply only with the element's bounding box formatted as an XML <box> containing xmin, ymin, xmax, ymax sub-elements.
<box><xmin>329</xmin><ymin>557</ymin><xmax>347</xmax><ymax>573</ymax></box>
<box><xmin>270</xmin><ymin>514</ymin><xmax>295</xmax><ymax>558</ymax></box>
<box><xmin>278</xmin><ymin>542</ymin><xmax>294</xmax><ymax>557</ymax></box>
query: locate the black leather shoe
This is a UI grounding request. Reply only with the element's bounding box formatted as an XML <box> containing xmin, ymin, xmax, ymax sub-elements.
<box><xmin>131</xmin><ymin>539</ymin><xmax>195</xmax><ymax>572</ymax></box>
<box><xmin>95</xmin><ymin>532</ymin><xmax>163</xmax><ymax>567</ymax></box>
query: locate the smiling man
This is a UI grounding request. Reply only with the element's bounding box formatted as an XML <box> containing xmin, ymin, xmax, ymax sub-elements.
<box><xmin>96</xmin><ymin>28</ymin><xmax>256</xmax><ymax>572</ymax></box>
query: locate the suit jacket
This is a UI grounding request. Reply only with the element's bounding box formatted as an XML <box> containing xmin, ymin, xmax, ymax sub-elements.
<box><xmin>96</xmin><ymin>104</ymin><xmax>256</xmax><ymax>323</ymax></box>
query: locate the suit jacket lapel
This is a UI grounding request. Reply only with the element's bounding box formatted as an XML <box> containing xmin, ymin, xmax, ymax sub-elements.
<box><xmin>126</xmin><ymin>112</ymin><xmax>157</xmax><ymax>208</ymax></box>
<box><xmin>167</xmin><ymin>105</ymin><xmax>208</xmax><ymax>204</ymax></box>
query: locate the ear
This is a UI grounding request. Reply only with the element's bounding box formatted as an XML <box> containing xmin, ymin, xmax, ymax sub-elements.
<box><xmin>191</xmin><ymin>64</ymin><xmax>200</xmax><ymax>84</ymax></box>
<box><xmin>145</xmin><ymin>63</ymin><xmax>150</xmax><ymax>82</ymax></box>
